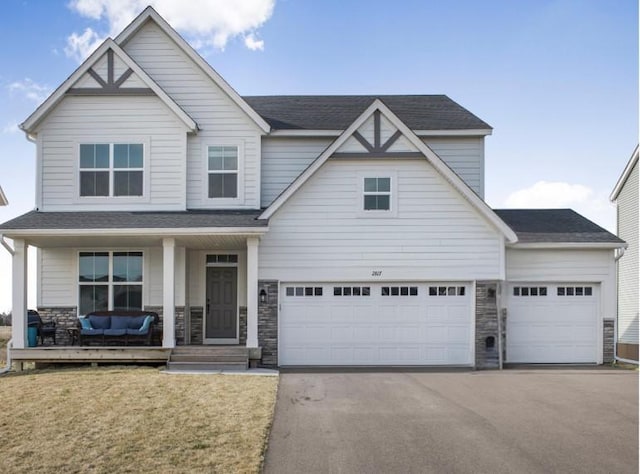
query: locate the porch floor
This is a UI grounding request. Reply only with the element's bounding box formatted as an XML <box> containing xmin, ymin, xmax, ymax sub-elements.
<box><xmin>11</xmin><ymin>346</ymin><xmax>171</xmax><ymax>364</ymax></box>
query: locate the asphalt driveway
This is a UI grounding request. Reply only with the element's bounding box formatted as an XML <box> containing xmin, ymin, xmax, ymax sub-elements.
<box><xmin>263</xmin><ymin>368</ymin><xmax>638</xmax><ymax>474</ymax></box>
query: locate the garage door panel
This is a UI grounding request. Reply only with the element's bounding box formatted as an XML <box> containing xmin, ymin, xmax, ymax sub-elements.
<box><xmin>280</xmin><ymin>282</ymin><xmax>473</xmax><ymax>366</ymax></box>
<box><xmin>507</xmin><ymin>283</ymin><xmax>599</xmax><ymax>363</ymax></box>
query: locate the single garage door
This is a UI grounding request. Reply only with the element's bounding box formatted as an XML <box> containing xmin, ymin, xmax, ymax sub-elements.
<box><xmin>506</xmin><ymin>283</ymin><xmax>599</xmax><ymax>363</ymax></box>
<box><xmin>279</xmin><ymin>282</ymin><xmax>473</xmax><ymax>366</ymax></box>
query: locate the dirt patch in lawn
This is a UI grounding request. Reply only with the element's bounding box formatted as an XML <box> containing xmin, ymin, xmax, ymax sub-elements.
<box><xmin>0</xmin><ymin>366</ymin><xmax>278</xmax><ymax>473</ymax></box>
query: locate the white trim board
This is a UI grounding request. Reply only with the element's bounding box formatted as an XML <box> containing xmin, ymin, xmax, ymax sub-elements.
<box><xmin>611</xmin><ymin>144</ymin><xmax>639</xmax><ymax>201</ymax></box>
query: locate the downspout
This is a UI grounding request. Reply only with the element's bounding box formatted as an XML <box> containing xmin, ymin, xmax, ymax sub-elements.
<box><xmin>0</xmin><ymin>234</ymin><xmax>14</xmax><ymax>375</ymax></box>
<box><xmin>612</xmin><ymin>245</ymin><xmax>637</xmax><ymax>364</ymax></box>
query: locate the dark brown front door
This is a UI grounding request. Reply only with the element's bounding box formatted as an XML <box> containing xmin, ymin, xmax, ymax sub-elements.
<box><xmin>205</xmin><ymin>267</ymin><xmax>237</xmax><ymax>339</ymax></box>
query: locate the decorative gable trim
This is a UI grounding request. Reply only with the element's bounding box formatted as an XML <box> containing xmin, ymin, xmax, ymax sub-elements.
<box><xmin>67</xmin><ymin>49</ymin><xmax>153</xmax><ymax>96</ymax></box>
<box><xmin>21</xmin><ymin>39</ymin><xmax>197</xmax><ymax>134</ymax></box>
<box><xmin>0</xmin><ymin>185</ymin><xmax>7</xmax><ymax>206</ymax></box>
<box><xmin>115</xmin><ymin>6</ymin><xmax>270</xmax><ymax>134</ymax></box>
<box><xmin>259</xmin><ymin>99</ymin><xmax>518</xmax><ymax>243</ymax></box>
<box><xmin>333</xmin><ymin>110</ymin><xmax>422</xmax><ymax>159</ymax></box>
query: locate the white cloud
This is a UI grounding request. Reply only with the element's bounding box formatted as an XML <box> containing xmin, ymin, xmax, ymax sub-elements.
<box><xmin>503</xmin><ymin>180</ymin><xmax>616</xmax><ymax>232</ymax></box>
<box><xmin>65</xmin><ymin>0</ymin><xmax>275</xmax><ymax>62</ymax></box>
<box><xmin>2</xmin><ymin>122</ymin><xmax>20</xmax><ymax>134</ymax></box>
<box><xmin>7</xmin><ymin>78</ymin><xmax>51</xmax><ymax>104</ymax></box>
<box><xmin>244</xmin><ymin>32</ymin><xmax>264</xmax><ymax>51</ymax></box>
<box><xmin>64</xmin><ymin>27</ymin><xmax>105</xmax><ymax>63</ymax></box>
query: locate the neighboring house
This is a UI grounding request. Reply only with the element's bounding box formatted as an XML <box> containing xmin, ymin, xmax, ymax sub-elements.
<box><xmin>0</xmin><ymin>185</ymin><xmax>7</xmax><ymax>206</ymax></box>
<box><xmin>0</xmin><ymin>7</ymin><xmax>625</xmax><ymax>368</ymax></box>
<box><xmin>610</xmin><ymin>145</ymin><xmax>639</xmax><ymax>362</ymax></box>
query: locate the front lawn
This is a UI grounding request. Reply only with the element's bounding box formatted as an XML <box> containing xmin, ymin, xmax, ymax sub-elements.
<box><xmin>0</xmin><ymin>366</ymin><xmax>278</xmax><ymax>473</ymax></box>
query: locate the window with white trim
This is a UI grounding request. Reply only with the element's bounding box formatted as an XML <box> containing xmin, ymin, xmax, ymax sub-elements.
<box><xmin>79</xmin><ymin>143</ymin><xmax>144</xmax><ymax>197</ymax></box>
<box><xmin>207</xmin><ymin>146</ymin><xmax>238</xmax><ymax>198</ymax></box>
<box><xmin>363</xmin><ymin>177</ymin><xmax>391</xmax><ymax>211</ymax></box>
<box><xmin>78</xmin><ymin>251</ymin><xmax>143</xmax><ymax>315</ymax></box>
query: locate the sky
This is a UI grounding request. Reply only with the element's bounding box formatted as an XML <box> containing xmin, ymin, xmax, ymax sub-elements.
<box><xmin>0</xmin><ymin>0</ymin><xmax>637</xmax><ymax>312</ymax></box>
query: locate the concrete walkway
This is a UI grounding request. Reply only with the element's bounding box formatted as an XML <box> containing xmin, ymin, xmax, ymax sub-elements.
<box><xmin>263</xmin><ymin>369</ymin><xmax>638</xmax><ymax>473</ymax></box>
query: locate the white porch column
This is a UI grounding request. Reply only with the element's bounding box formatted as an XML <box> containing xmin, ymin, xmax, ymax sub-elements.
<box><xmin>12</xmin><ymin>239</ymin><xmax>28</xmax><ymax>349</ymax></box>
<box><xmin>246</xmin><ymin>237</ymin><xmax>259</xmax><ymax>348</ymax></box>
<box><xmin>162</xmin><ymin>238</ymin><xmax>176</xmax><ymax>348</ymax></box>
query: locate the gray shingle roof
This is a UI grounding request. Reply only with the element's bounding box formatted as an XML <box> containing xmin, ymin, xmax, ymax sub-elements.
<box><xmin>0</xmin><ymin>210</ymin><xmax>267</xmax><ymax>230</ymax></box>
<box><xmin>242</xmin><ymin>95</ymin><xmax>491</xmax><ymax>131</ymax></box>
<box><xmin>494</xmin><ymin>209</ymin><xmax>624</xmax><ymax>244</ymax></box>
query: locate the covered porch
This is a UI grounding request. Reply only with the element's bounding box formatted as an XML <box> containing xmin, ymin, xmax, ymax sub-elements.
<box><xmin>0</xmin><ymin>210</ymin><xmax>272</xmax><ymax>366</ymax></box>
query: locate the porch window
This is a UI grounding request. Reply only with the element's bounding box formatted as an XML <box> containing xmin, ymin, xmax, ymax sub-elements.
<box><xmin>207</xmin><ymin>146</ymin><xmax>238</xmax><ymax>198</ymax></box>
<box><xmin>79</xmin><ymin>251</ymin><xmax>143</xmax><ymax>315</ymax></box>
<box><xmin>79</xmin><ymin>143</ymin><xmax>144</xmax><ymax>197</ymax></box>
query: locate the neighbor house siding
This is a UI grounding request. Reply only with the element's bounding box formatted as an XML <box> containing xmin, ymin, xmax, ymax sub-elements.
<box><xmin>505</xmin><ymin>248</ymin><xmax>616</xmax><ymax>322</ymax></box>
<box><xmin>422</xmin><ymin>137</ymin><xmax>485</xmax><ymax>198</ymax></box>
<box><xmin>37</xmin><ymin>96</ymin><xmax>188</xmax><ymax>211</ymax></box>
<box><xmin>617</xmin><ymin>161</ymin><xmax>639</xmax><ymax>345</ymax></box>
<box><xmin>260</xmin><ymin>137</ymin><xmax>331</xmax><ymax>206</ymax></box>
<box><xmin>122</xmin><ymin>21</ymin><xmax>263</xmax><ymax>209</ymax></box>
<box><xmin>259</xmin><ymin>159</ymin><xmax>503</xmax><ymax>281</ymax></box>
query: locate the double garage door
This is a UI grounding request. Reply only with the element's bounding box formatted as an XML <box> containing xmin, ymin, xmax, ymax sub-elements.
<box><xmin>506</xmin><ymin>283</ymin><xmax>600</xmax><ymax>363</ymax></box>
<box><xmin>279</xmin><ymin>282</ymin><xmax>473</xmax><ymax>366</ymax></box>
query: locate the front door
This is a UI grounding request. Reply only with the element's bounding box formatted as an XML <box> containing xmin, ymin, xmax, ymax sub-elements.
<box><xmin>205</xmin><ymin>267</ymin><xmax>238</xmax><ymax>342</ymax></box>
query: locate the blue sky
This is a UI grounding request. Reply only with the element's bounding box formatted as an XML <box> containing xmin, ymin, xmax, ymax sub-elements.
<box><xmin>0</xmin><ymin>0</ymin><xmax>637</xmax><ymax>312</ymax></box>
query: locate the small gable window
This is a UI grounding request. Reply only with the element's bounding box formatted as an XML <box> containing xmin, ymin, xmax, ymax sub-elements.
<box><xmin>208</xmin><ymin>146</ymin><xmax>239</xmax><ymax>199</ymax></box>
<box><xmin>363</xmin><ymin>177</ymin><xmax>391</xmax><ymax>211</ymax></box>
<box><xmin>79</xmin><ymin>143</ymin><xmax>144</xmax><ymax>197</ymax></box>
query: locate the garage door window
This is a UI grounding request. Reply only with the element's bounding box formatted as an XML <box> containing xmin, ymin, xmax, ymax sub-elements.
<box><xmin>429</xmin><ymin>286</ymin><xmax>465</xmax><ymax>296</ymax></box>
<box><xmin>513</xmin><ymin>286</ymin><xmax>547</xmax><ymax>296</ymax></box>
<box><xmin>381</xmin><ymin>286</ymin><xmax>418</xmax><ymax>296</ymax></box>
<box><xmin>334</xmin><ymin>286</ymin><xmax>371</xmax><ymax>296</ymax></box>
<box><xmin>557</xmin><ymin>286</ymin><xmax>592</xmax><ymax>296</ymax></box>
<box><xmin>286</xmin><ymin>286</ymin><xmax>323</xmax><ymax>297</ymax></box>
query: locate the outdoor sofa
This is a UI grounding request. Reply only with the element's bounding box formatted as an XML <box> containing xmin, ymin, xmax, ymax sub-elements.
<box><xmin>78</xmin><ymin>310</ymin><xmax>159</xmax><ymax>346</ymax></box>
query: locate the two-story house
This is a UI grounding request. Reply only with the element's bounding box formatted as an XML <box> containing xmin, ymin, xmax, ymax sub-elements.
<box><xmin>0</xmin><ymin>7</ymin><xmax>624</xmax><ymax>368</ymax></box>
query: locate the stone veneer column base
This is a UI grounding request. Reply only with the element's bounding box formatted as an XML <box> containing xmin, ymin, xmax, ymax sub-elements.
<box><xmin>36</xmin><ymin>307</ymin><xmax>77</xmax><ymax>346</ymax></box>
<box><xmin>189</xmin><ymin>307</ymin><xmax>203</xmax><ymax>345</ymax></box>
<box><xmin>603</xmin><ymin>319</ymin><xmax>614</xmax><ymax>364</ymax></box>
<box><xmin>258</xmin><ymin>280</ymin><xmax>278</xmax><ymax>367</ymax></box>
<box><xmin>475</xmin><ymin>283</ymin><xmax>499</xmax><ymax>369</ymax></box>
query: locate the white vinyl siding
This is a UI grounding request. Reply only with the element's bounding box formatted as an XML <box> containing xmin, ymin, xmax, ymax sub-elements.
<box><xmin>39</xmin><ymin>248</ymin><xmax>75</xmax><ymax>306</ymax></box>
<box><xmin>37</xmin><ymin>96</ymin><xmax>188</xmax><ymax>211</ymax></box>
<box><xmin>122</xmin><ymin>21</ymin><xmax>262</xmax><ymax>209</ymax></box>
<box><xmin>261</xmin><ymin>137</ymin><xmax>332</xmax><ymax>206</ymax></box>
<box><xmin>617</xmin><ymin>161</ymin><xmax>639</xmax><ymax>344</ymax></box>
<box><xmin>259</xmin><ymin>159</ymin><xmax>503</xmax><ymax>281</ymax></box>
<box><xmin>422</xmin><ymin>137</ymin><xmax>485</xmax><ymax>198</ymax></box>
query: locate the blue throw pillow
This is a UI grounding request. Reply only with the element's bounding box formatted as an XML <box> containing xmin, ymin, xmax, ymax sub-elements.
<box><xmin>128</xmin><ymin>316</ymin><xmax>146</xmax><ymax>329</ymax></box>
<box><xmin>79</xmin><ymin>318</ymin><xmax>92</xmax><ymax>330</ymax></box>
<box><xmin>139</xmin><ymin>315</ymin><xmax>154</xmax><ymax>333</ymax></box>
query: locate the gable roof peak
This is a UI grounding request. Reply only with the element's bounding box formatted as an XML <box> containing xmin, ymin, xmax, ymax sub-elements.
<box><xmin>115</xmin><ymin>5</ymin><xmax>270</xmax><ymax>134</ymax></box>
<box><xmin>20</xmin><ymin>38</ymin><xmax>197</xmax><ymax>133</ymax></box>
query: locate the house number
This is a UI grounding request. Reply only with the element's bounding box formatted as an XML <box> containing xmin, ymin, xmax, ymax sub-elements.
<box><xmin>371</xmin><ymin>271</ymin><xmax>382</xmax><ymax>277</ymax></box>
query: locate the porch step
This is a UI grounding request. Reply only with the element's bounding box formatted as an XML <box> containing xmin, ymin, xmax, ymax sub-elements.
<box><xmin>166</xmin><ymin>346</ymin><xmax>249</xmax><ymax>372</ymax></box>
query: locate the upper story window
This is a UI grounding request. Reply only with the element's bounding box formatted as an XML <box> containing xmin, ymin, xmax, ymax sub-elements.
<box><xmin>364</xmin><ymin>177</ymin><xmax>391</xmax><ymax>210</ymax></box>
<box><xmin>208</xmin><ymin>146</ymin><xmax>238</xmax><ymax>199</ymax></box>
<box><xmin>79</xmin><ymin>143</ymin><xmax>144</xmax><ymax>197</ymax></box>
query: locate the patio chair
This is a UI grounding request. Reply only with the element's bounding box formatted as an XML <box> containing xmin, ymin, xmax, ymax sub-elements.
<box><xmin>27</xmin><ymin>309</ymin><xmax>57</xmax><ymax>345</ymax></box>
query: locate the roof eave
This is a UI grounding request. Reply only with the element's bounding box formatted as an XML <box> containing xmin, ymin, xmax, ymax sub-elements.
<box><xmin>507</xmin><ymin>241</ymin><xmax>627</xmax><ymax>249</ymax></box>
<box><xmin>610</xmin><ymin>145</ymin><xmax>639</xmax><ymax>201</ymax></box>
<box><xmin>268</xmin><ymin>128</ymin><xmax>493</xmax><ymax>138</ymax></box>
<box><xmin>0</xmin><ymin>227</ymin><xmax>270</xmax><ymax>238</ymax></box>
